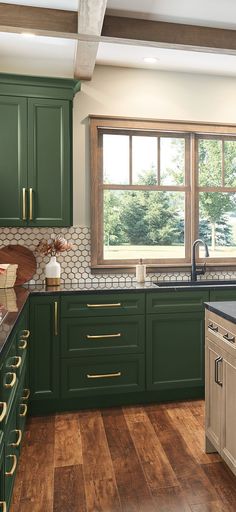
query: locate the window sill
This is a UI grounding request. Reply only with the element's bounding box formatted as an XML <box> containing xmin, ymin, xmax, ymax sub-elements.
<box><xmin>91</xmin><ymin>262</ymin><xmax>236</xmax><ymax>274</ymax></box>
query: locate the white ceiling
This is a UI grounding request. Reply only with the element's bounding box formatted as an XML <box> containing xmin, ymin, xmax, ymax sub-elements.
<box><xmin>1</xmin><ymin>0</ymin><xmax>236</xmax><ymax>78</ymax></box>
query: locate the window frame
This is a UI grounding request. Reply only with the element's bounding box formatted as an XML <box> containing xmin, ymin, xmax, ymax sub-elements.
<box><xmin>90</xmin><ymin>116</ymin><xmax>236</xmax><ymax>271</ymax></box>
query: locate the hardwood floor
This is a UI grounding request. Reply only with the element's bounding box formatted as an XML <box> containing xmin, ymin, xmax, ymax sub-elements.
<box><xmin>10</xmin><ymin>400</ymin><xmax>236</xmax><ymax>512</ymax></box>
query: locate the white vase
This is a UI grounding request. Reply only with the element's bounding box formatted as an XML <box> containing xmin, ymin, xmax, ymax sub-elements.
<box><xmin>45</xmin><ymin>256</ymin><xmax>61</xmax><ymax>286</ymax></box>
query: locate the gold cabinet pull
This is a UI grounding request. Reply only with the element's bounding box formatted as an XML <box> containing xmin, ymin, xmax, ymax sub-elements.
<box><xmin>0</xmin><ymin>502</ymin><xmax>7</xmax><ymax>512</ymax></box>
<box><xmin>5</xmin><ymin>454</ymin><xmax>17</xmax><ymax>476</ymax></box>
<box><xmin>19</xmin><ymin>403</ymin><xmax>27</xmax><ymax>417</ymax></box>
<box><xmin>19</xmin><ymin>339</ymin><xmax>27</xmax><ymax>350</ymax></box>
<box><xmin>87</xmin><ymin>303</ymin><xmax>122</xmax><ymax>308</ymax></box>
<box><xmin>29</xmin><ymin>188</ymin><xmax>33</xmax><ymax>220</ymax></box>
<box><xmin>86</xmin><ymin>333</ymin><xmax>121</xmax><ymax>340</ymax></box>
<box><xmin>10</xmin><ymin>429</ymin><xmax>22</xmax><ymax>447</ymax></box>
<box><xmin>21</xmin><ymin>388</ymin><xmax>30</xmax><ymax>400</ymax></box>
<box><xmin>87</xmin><ymin>371</ymin><xmax>121</xmax><ymax>379</ymax></box>
<box><xmin>21</xmin><ymin>329</ymin><xmax>30</xmax><ymax>339</ymax></box>
<box><xmin>0</xmin><ymin>402</ymin><xmax>7</xmax><ymax>422</ymax></box>
<box><xmin>22</xmin><ymin>188</ymin><xmax>26</xmax><ymax>220</ymax></box>
<box><xmin>9</xmin><ymin>356</ymin><xmax>22</xmax><ymax>369</ymax></box>
<box><xmin>54</xmin><ymin>301</ymin><xmax>58</xmax><ymax>336</ymax></box>
<box><xmin>4</xmin><ymin>372</ymin><xmax>17</xmax><ymax>389</ymax></box>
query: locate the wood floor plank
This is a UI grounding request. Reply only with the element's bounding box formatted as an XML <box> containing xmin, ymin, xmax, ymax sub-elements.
<box><xmin>167</xmin><ymin>406</ymin><xmax>221</xmax><ymax>464</ymax></box>
<box><xmin>202</xmin><ymin>461</ymin><xmax>236</xmax><ymax>511</ymax></box>
<box><xmin>26</xmin><ymin>415</ymin><xmax>55</xmax><ymax>445</ymax></box>
<box><xmin>53</xmin><ymin>465</ymin><xmax>86</xmax><ymax>512</ymax></box>
<box><xmin>124</xmin><ymin>406</ymin><xmax>179</xmax><ymax>492</ymax></box>
<box><xmin>190</xmin><ymin>501</ymin><xmax>227</xmax><ymax>511</ymax></box>
<box><xmin>147</xmin><ymin>409</ymin><xmax>219</xmax><ymax>507</ymax></box>
<box><xmin>79</xmin><ymin>410</ymin><xmax>121</xmax><ymax>512</ymax></box>
<box><xmin>102</xmin><ymin>408</ymin><xmax>156</xmax><ymax>512</ymax></box>
<box><xmin>54</xmin><ymin>412</ymin><xmax>82</xmax><ymax>467</ymax></box>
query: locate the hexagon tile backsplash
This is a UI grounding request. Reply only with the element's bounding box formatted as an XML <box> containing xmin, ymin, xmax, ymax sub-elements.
<box><xmin>0</xmin><ymin>226</ymin><xmax>236</xmax><ymax>284</ymax></box>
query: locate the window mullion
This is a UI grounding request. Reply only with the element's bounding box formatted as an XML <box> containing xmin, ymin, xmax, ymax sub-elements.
<box><xmin>129</xmin><ymin>135</ymin><xmax>132</xmax><ymax>184</ymax></box>
<box><xmin>222</xmin><ymin>139</ymin><xmax>225</xmax><ymax>186</ymax></box>
<box><xmin>157</xmin><ymin>136</ymin><xmax>160</xmax><ymax>185</ymax></box>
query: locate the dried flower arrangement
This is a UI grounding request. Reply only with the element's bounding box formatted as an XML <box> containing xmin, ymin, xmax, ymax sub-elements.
<box><xmin>36</xmin><ymin>236</ymin><xmax>73</xmax><ymax>257</ymax></box>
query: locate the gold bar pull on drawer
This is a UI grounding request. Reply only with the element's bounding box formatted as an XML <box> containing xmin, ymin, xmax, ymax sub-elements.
<box><xmin>22</xmin><ymin>188</ymin><xmax>26</xmax><ymax>220</ymax></box>
<box><xmin>0</xmin><ymin>402</ymin><xmax>7</xmax><ymax>422</ymax></box>
<box><xmin>0</xmin><ymin>501</ymin><xmax>7</xmax><ymax>512</ymax></box>
<box><xmin>4</xmin><ymin>372</ymin><xmax>16</xmax><ymax>389</ymax></box>
<box><xmin>54</xmin><ymin>301</ymin><xmax>58</xmax><ymax>336</ymax></box>
<box><xmin>5</xmin><ymin>455</ymin><xmax>17</xmax><ymax>476</ymax></box>
<box><xmin>87</xmin><ymin>303</ymin><xmax>122</xmax><ymax>308</ymax></box>
<box><xmin>87</xmin><ymin>371</ymin><xmax>122</xmax><ymax>379</ymax></box>
<box><xmin>86</xmin><ymin>333</ymin><xmax>121</xmax><ymax>340</ymax></box>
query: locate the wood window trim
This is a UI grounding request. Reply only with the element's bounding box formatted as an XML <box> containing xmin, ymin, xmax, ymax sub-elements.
<box><xmin>90</xmin><ymin>116</ymin><xmax>236</xmax><ymax>271</ymax></box>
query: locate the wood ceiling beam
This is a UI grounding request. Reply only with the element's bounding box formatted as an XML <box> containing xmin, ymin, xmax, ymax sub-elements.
<box><xmin>74</xmin><ymin>0</ymin><xmax>108</xmax><ymax>80</ymax></box>
<box><xmin>0</xmin><ymin>3</ymin><xmax>77</xmax><ymax>34</ymax></box>
<box><xmin>102</xmin><ymin>15</ymin><xmax>236</xmax><ymax>54</ymax></box>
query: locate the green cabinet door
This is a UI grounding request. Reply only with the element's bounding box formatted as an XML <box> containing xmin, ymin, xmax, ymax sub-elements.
<box><xmin>146</xmin><ymin>312</ymin><xmax>205</xmax><ymax>394</ymax></box>
<box><xmin>29</xmin><ymin>295</ymin><xmax>60</xmax><ymax>401</ymax></box>
<box><xmin>28</xmin><ymin>98</ymin><xmax>72</xmax><ymax>226</ymax></box>
<box><xmin>0</xmin><ymin>96</ymin><xmax>27</xmax><ymax>226</ymax></box>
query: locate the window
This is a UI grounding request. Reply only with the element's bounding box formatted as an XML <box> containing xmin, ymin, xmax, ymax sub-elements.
<box><xmin>90</xmin><ymin>117</ymin><xmax>236</xmax><ymax>269</ymax></box>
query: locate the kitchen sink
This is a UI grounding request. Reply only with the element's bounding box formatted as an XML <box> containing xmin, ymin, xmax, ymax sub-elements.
<box><xmin>155</xmin><ymin>279</ymin><xmax>236</xmax><ymax>287</ymax></box>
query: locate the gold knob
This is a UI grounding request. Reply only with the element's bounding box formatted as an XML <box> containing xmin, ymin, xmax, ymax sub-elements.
<box><xmin>10</xmin><ymin>429</ymin><xmax>22</xmax><ymax>447</ymax></box>
<box><xmin>0</xmin><ymin>402</ymin><xmax>7</xmax><ymax>422</ymax></box>
<box><xmin>9</xmin><ymin>356</ymin><xmax>22</xmax><ymax>369</ymax></box>
<box><xmin>21</xmin><ymin>329</ymin><xmax>30</xmax><ymax>339</ymax></box>
<box><xmin>0</xmin><ymin>501</ymin><xmax>7</xmax><ymax>512</ymax></box>
<box><xmin>21</xmin><ymin>388</ymin><xmax>30</xmax><ymax>400</ymax></box>
<box><xmin>19</xmin><ymin>339</ymin><xmax>27</xmax><ymax>350</ymax></box>
<box><xmin>19</xmin><ymin>403</ymin><xmax>27</xmax><ymax>417</ymax></box>
<box><xmin>4</xmin><ymin>372</ymin><xmax>17</xmax><ymax>389</ymax></box>
<box><xmin>5</xmin><ymin>454</ymin><xmax>17</xmax><ymax>476</ymax></box>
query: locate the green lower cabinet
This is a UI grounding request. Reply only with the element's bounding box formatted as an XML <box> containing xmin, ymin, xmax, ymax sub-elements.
<box><xmin>0</xmin><ymin>443</ymin><xmax>5</xmax><ymax>511</ymax></box>
<box><xmin>29</xmin><ymin>295</ymin><xmax>60</xmax><ymax>401</ymax></box>
<box><xmin>209</xmin><ymin>289</ymin><xmax>236</xmax><ymax>301</ymax></box>
<box><xmin>61</xmin><ymin>354</ymin><xmax>145</xmax><ymax>398</ymax></box>
<box><xmin>4</xmin><ymin>407</ymin><xmax>18</xmax><ymax>511</ymax></box>
<box><xmin>146</xmin><ymin>312</ymin><xmax>205</xmax><ymax>393</ymax></box>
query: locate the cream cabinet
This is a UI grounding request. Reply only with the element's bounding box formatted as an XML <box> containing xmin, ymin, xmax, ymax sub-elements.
<box><xmin>205</xmin><ymin>309</ymin><xmax>236</xmax><ymax>475</ymax></box>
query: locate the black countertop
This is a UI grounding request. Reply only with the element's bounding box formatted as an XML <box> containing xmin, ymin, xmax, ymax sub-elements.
<box><xmin>205</xmin><ymin>301</ymin><xmax>236</xmax><ymax>324</ymax></box>
<box><xmin>1</xmin><ymin>278</ymin><xmax>236</xmax><ymax>358</ymax></box>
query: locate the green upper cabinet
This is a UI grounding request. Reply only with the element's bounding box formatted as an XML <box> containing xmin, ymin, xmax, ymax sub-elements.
<box><xmin>0</xmin><ymin>74</ymin><xmax>80</xmax><ymax>227</ymax></box>
<box><xmin>28</xmin><ymin>98</ymin><xmax>71</xmax><ymax>226</ymax></box>
<box><xmin>0</xmin><ymin>96</ymin><xmax>27</xmax><ymax>226</ymax></box>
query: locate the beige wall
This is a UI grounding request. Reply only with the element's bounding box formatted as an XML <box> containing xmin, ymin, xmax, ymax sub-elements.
<box><xmin>73</xmin><ymin>64</ymin><xmax>236</xmax><ymax>226</ymax></box>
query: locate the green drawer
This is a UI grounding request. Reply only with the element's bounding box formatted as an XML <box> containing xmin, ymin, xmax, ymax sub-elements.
<box><xmin>0</xmin><ymin>442</ymin><xmax>4</xmax><ymax>508</ymax></box>
<box><xmin>61</xmin><ymin>354</ymin><xmax>145</xmax><ymax>398</ymax></box>
<box><xmin>0</xmin><ymin>339</ymin><xmax>18</xmax><ymax>420</ymax></box>
<box><xmin>146</xmin><ymin>290</ymin><xmax>209</xmax><ymax>314</ymax></box>
<box><xmin>16</xmin><ymin>371</ymin><xmax>29</xmax><ymax>435</ymax></box>
<box><xmin>61</xmin><ymin>293</ymin><xmax>145</xmax><ymax>317</ymax></box>
<box><xmin>61</xmin><ymin>315</ymin><xmax>145</xmax><ymax>357</ymax></box>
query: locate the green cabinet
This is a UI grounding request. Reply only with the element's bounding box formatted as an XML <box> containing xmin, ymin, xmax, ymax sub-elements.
<box><xmin>29</xmin><ymin>295</ymin><xmax>60</xmax><ymax>401</ymax></box>
<box><xmin>146</xmin><ymin>290</ymin><xmax>209</xmax><ymax>399</ymax></box>
<box><xmin>0</xmin><ymin>96</ymin><xmax>27</xmax><ymax>226</ymax></box>
<box><xmin>0</xmin><ymin>74</ymin><xmax>79</xmax><ymax>227</ymax></box>
<box><xmin>209</xmin><ymin>289</ymin><xmax>236</xmax><ymax>301</ymax></box>
<box><xmin>0</xmin><ymin>443</ymin><xmax>5</xmax><ymax>511</ymax></box>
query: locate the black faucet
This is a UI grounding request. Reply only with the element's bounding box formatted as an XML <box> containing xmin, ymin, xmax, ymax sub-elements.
<box><xmin>191</xmin><ymin>239</ymin><xmax>209</xmax><ymax>281</ymax></box>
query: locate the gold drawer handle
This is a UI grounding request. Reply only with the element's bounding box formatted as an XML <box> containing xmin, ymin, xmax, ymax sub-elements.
<box><xmin>0</xmin><ymin>501</ymin><xmax>7</xmax><ymax>512</ymax></box>
<box><xmin>10</xmin><ymin>356</ymin><xmax>22</xmax><ymax>369</ymax></box>
<box><xmin>87</xmin><ymin>303</ymin><xmax>122</xmax><ymax>308</ymax></box>
<box><xmin>87</xmin><ymin>371</ymin><xmax>121</xmax><ymax>379</ymax></box>
<box><xmin>19</xmin><ymin>339</ymin><xmax>27</xmax><ymax>350</ymax></box>
<box><xmin>86</xmin><ymin>333</ymin><xmax>121</xmax><ymax>340</ymax></box>
<box><xmin>29</xmin><ymin>188</ymin><xmax>33</xmax><ymax>221</ymax></box>
<box><xmin>4</xmin><ymin>372</ymin><xmax>17</xmax><ymax>389</ymax></box>
<box><xmin>10</xmin><ymin>429</ymin><xmax>22</xmax><ymax>447</ymax></box>
<box><xmin>19</xmin><ymin>403</ymin><xmax>28</xmax><ymax>417</ymax></box>
<box><xmin>54</xmin><ymin>301</ymin><xmax>58</xmax><ymax>336</ymax></box>
<box><xmin>21</xmin><ymin>329</ymin><xmax>30</xmax><ymax>339</ymax></box>
<box><xmin>0</xmin><ymin>402</ymin><xmax>7</xmax><ymax>422</ymax></box>
<box><xmin>5</xmin><ymin>454</ymin><xmax>17</xmax><ymax>476</ymax></box>
<box><xmin>21</xmin><ymin>388</ymin><xmax>30</xmax><ymax>400</ymax></box>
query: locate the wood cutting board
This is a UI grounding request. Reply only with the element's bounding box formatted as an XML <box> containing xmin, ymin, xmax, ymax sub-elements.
<box><xmin>0</xmin><ymin>244</ymin><xmax>37</xmax><ymax>285</ymax></box>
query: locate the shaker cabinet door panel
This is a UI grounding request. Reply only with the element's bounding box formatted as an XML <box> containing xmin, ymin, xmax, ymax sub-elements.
<box><xmin>0</xmin><ymin>96</ymin><xmax>27</xmax><ymax>226</ymax></box>
<box><xmin>28</xmin><ymin>98</ymin><xmax>71</xmax><ymax>226</ymax></box>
